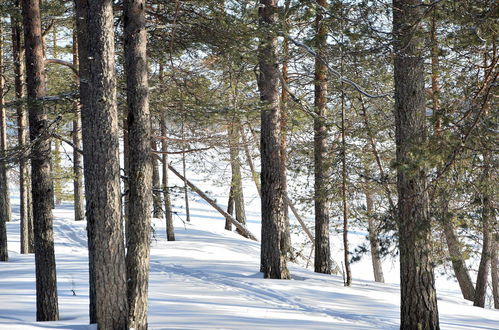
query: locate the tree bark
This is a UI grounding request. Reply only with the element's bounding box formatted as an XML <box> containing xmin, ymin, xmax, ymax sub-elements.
<box><xmin>152</xmin><ymin>130</ymin><xmax>162</xmax><ymax>219</ymax></box>
<box><xmin>160</xmin><ymin>112</ymin><xmax>175</xmax><ymax>241</ymax></box>
<box><xmin>225</xmin><ymin>186</ymin><xmax>234</xmax><ymax>231</ymax></box>
<box><xmin>0</xmin><ymin>20</ymin><xmax>8</xmax><ymax>262</ymax></box>
<box><xmin>491</xmin><ymin>241</ymin><xmax>499</xmax><ymax>309</ymax></box>
<box><xmin>22</xmin><ymin>0</ymin><xmax>59</xmax><ymax>321</ymax></box>
<box><xmin>473</xmin><ymin>150</ymin><xmax>493</xmax><ymax>308</ymax></box>
<box><xmin>365</xmin><ymin>184</ymin><xmax>384</xmax><ymax>283</ymax></box>
<box><xmin>72</xmin><ymin>31</ymin><xmax>84</xmax><ymax>221</ymax></box>
<box><xmin>393</xmin><ymin>0</ymin><xmax>439</xmax><ymax>328</ymax></box>
<box><xmin>313</xmin><ymin>0</ymin><xmax>331</xmax><ymax>275</ymax></box>
<box><xmin>12</xmin><ymin>3</ymin><xmax>33</xmax><ymax>253</ymax></box>
<box><xmin>228</xmin><ymin>122</ymin><xmax>247</xmax><ymax>236</ymax></box>
<box><xmin>439</xmin><ymin>197</ymin><xmax>475</xmax><ymax>301</ymax></box>
<box><xmin>258</xmin><ymin>0</ymin><xmax>290</xmax><ymax>279</ymax></box>
<box><xmin>124</xmin><ymin>0</ymin><xmax>153</xmax><ymax>328</ymax></box>
<box><xmin>78</xmin><ymin>0</ymin><xmax>129</xmax><ymax>327</ymax></box>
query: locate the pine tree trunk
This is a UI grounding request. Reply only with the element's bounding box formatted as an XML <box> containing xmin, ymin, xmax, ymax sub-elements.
<box><xmin>439</xmin><ymin>196</ymin><xmax>475</xmax><ymax>301</ymax></box>
<box><xmin>365</xmin><ymin>185</ymin><xmax>384</xmax><ymax>283</ymax></box>
<box><xmin>71</xmin><ymin>32</ymin><xmax>84</xmax><ymax>221</ymax></box>
<box><xmin>473</xmin><ymin>151</ymin><xmax>493</xmax><ymax>308</ymax></box>
<box><xmin>225</xmin><ymin>186</ymin><xmax>234</xmax><ymax>231</ymax></box>
<box><xmin>313</xmin><ymin>0</ymin><xmax>331</xmax><ymax>275</ymax></box>
<box><xmin>152</xmin><ymin>137</ymin><xmax>163</xmax><ymax>219</ymax></box>
<box><xmin>228</xmin><ymin>122</ymin><xmax>247</xmax><ymax>236</ymax></box>
<box><xmin>124</xmin><ymin>0</ymin><xmax>153</xmax><ymax>328</ymax></box>
<box><xmin>0</xmin><ymin>21</ymin><xmax>10</xmax><ymax>262</ymax></box>
<box><xmin>160</xmin><ymin>113</ymin><xmax>175</xmax><ymax>241</ymax></box>
<box><xmin>491</xmin><ymin>242</ymin><xmax>499</xmax><ymax>309</ymax></box>
<box><xmin>78</xmin><ymin>0</ymin><xmax>129</xmax><ymax>327</ymax></box>
<box><xmin>393</xmin><ymin>0</ymin><xmax>439</xmax><ymax>328</ymax></box>
<box><xmin>258</xmin><ymin>0</ymin><xmax>289</xmax><ymax>279</ymax></box>
<box><xmin>22</xmin><ymin>0</ymin><xmax>59</xmax><ymax>321</ymax></box>
<box><xmin>12</xmin><ymin>4</ymin><xmax>32</xmax><ymax>253</ymax></box>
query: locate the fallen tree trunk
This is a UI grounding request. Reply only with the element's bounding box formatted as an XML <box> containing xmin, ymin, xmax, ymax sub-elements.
<box><xmin>167</xmin><ymin>164</ymin><xmax>258</xmax><ymax>241</ymax></box>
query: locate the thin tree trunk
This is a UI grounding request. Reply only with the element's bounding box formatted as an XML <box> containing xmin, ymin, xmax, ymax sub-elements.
<box><xmin>280</xmin><ymin>0</ymin><xmax>292</xmax><ymax>261</ymax></box>
<box><xmin>124</xmin><ymin>0</ymin><xmax>152</xmax><ymax>327</ymax></box>
<box><xmin>228</xmin><ymin>122</ymin><xmax>247</xmax><ymax>236</ymax></box>
<box><xmin>0</xmin><ymin>21</ymin><xmax>8</xmax><ymax>262</ymax></box>
<box><xmin>152</xmin><ymin>135</ymin><xmax>163</xmax><ymax>219</ymax></box>
<box><xmin>439</xmin><ymin>196</ymin><xmax>475</xmax><ymax>301</ymax></box>
<box><xmin>365</xmin><ymin>184</ymin><xmax>384</xmax><ymax>283</ymax></box>
<box><xmin>181</xmin><ymin>117</ymin><xmax>190</xmax><ymax>223</ymax></box>
<box><xmin>258</xmin><ymin>0</ymin><xmax>290</xmax><ymax>280</ymax></box>
<box><xmin>22</xmin><ymin>0</ymin><xmax>59</xmax><ymax>321</ymax></box>
<box><xmin>225</xmin><ymin>186</ymin><xmax>234</xmax><ymax>231</ymax></box>
<box><xmin>473</xmin><ymin>150</ymin><xmax>493</xmax><ymax>308</ymax></box>
<box><xmin>160</xmin><ymin>112</ymin><xmax>175</xmax><ymax>241</ymax></box>
<box><xmin>72</xmin><ymin>31</ymin><xmax>84</xmax><ymax>221</ymax></box>
<box><xmin>491</xmin><ymin>242</ymin><xmax>499</xmax><ymax>309</ymax></box>
<box><xmin>78</xmin><ymin>0</ymin><xmax>129</xmax><ymax>327</ymax></box>
<box><xmin>12</xmin><ymin>3</ymin><xmax>32</xmax><ymax>253</ymax></box>
<box><xmin>240</xmin><ymin>126</ymin><xmax>261</xmax><ymax>198</ymax></box>
<box><xmin>393</xmin><ymin>0</ymin><xmax>439</xmax><ymax>328</ymax></box>
<box><xmin>313</xmin><ymin>0</ymin><xmax>331</xmax><ymax>275</ymax></box>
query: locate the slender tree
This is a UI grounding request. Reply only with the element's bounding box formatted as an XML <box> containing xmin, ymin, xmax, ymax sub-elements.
<box><xmin>313</xmin><ymin>0</ymin><xmax>331</xmax><ymax>275</ymax></box>
<box><xmin>124</xmin><ymin>0</ymin><xmax>153</xmax><ymax>328</ymax></box>
<box><xmin>393</xmin><ymin>0</ymin><xmax>439</xmax><ymax>328</ymax></box>
<box><xmin>258</xmin><ymin>0</ymin><xmax>290</xmax><ymax>279</ymax></box>
<box><xmin>160</xmin><ymin>113</ymin><xmax>175</xmax><ymax>241</ymax></box>
<box><xmin>12</xmin><ymin>0</ymin><xmax>33</xmax><ymax>253</ymax></box>
<box><xmin>0</xmin><ymin>20</ymin><xmax>9</xmax><ymax>262</ymax></box>
<box><xmin>72</xmin><ymin>31</ymin><xmax>84</xmax><ymax>221</ymax></box>
<box><xmin>76</xmin><ymin>0</ymin><xmax>129</xmax><ymax>327</ymax></box>
<box><xmin>22</xmin><ymin>0</ymin><xmax>59</xmax><ymax>320</ymax></box>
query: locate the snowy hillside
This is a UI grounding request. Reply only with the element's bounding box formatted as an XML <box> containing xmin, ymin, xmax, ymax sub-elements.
<box><xmin>1</xmin><ymin>190</ymin><xmax>498</xmax><ymax>329</ymax></box>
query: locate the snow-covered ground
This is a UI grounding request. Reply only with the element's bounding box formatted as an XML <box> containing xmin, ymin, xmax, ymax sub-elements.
<box><xmin>1</xmin><ymin>186</ymin><xmax>498</xmax><ymax>330</ymax></box>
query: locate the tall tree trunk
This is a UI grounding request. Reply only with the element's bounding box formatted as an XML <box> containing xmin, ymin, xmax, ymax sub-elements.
<box><xmin>439</xmin><ymin>196</ymin><xmax>475</xmax><ymax>301</ymax></box>
<box><xmin>22</xmin><ymin>0</ymin><xmax>59</xmax><ymax>321</ymax></box>
<box><xmin>228</xmin><ymin>122</ymin><xmax>247</xmax><ymax>236</ymax></box>
<box><xmin>151</xmin><ymin>135</ymin><xmax>162</xmax><ymax>218</ymax></box>
<box><xmin>393</xmin><ymin>0</ymin><xmax>439</xmax><ymax>328</ymax></box>
<box><xmin>491</xmin><ymin>241</ymin><xmax>499</xmax><ymax>309</ymax></box>
<box><xmin>12</xmin><ymin>3</ymin><xmax>33</xmax><ymax>253</ymax></box>
<box><xmin>124</xmin><ymin>0</ymin><xmax>153</xmax><ymax>328</ymax></box>
<box><xmin>225</xmin><ymin>185</ymin><xmax>234</xmax><ymax>231</ymax></box>
<box><xmin>313</xmin><ymin>0</ymin><xmax>331</xmax><ymax>275</ymax></box>
<box><xmin>365</xmin><ymin>184</ymin><xmax>384</xmax><ymax>283</ymax></box>
<box><xmin>78</xmin><ymin>0</ymin><xmax>129</xmax><ymax>327</ymax></box>
<box><xmin>473</xmin><ymin>150</ymin><xmax>493</xmax><ymax>308</ymax></box>
<box><xmin>258</xmin><ymin>0</ymin><xmax>289</xmax><ymax>279</ymax></box>
<box><xmin>341</xmin><ymin>76</ymin><xmax>351</xmax><ymax>286</ymax></box>
<box><xmin>240</xmin><ymin>126</ymin><xmax>261</xmax><ymax>197</ymax></box>
<box><xmin>0</xmin><ymin>20</ymin><xmax>8</xmax><ymax>262</ymax></box>
<box><xmin>160</xmin><ymin>111</ymin><xmax>175</xmax><ymax>241</ymax></box>
<box><xmin>72</xmin><ymin>31</ymin><xmax>84</xmax><ymax>221</ymax></box>
<box><xmin>280</xmin><ymin>0</ymin><xmax>292</xmax><ymax>261</ymax></box>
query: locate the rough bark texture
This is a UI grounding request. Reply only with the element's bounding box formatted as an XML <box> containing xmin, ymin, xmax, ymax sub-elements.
<box><xmin>0</xmin><ymin>21</ymin><xmax>9</xmax><ymax>262</ymax></box>
<box><xmin>22</xmin><ymin>0</ymin><xmax>59</xmax><ymax>321</ymax></box>
<box><xmin>72</xmin><ymin>32</ymin><xmax>84</xmax><ymax>222</ymax></box>
<box><xmin>124</xmin><ymin>0</ymin><xmax>153</xmax><ymax>328</ymax></box>
<box><xmin>79</xmin><ymin>0</ymin><xmax>129</xmax><ymax>327</ymax></box>
<box><xmin>393</xmin><ymin>0</ymin><xmax>439</xmax><ymax>328</ymax></box>
<box><xmin>313</xmin><ymin>0</ymin><xmax>331</xmax><ymax>275</ymax></box>
<box><xmin>225</xmin><ymin>186</ymin><xmax>234</xmax><ymax>231</ymax></box>
<box><xmin>473</xmin><ymin>151</ymin><xmax>493</xmax><ymax>308</ymax></box>
<box><xmin>228</xmin><ymin>122</ymin><xmax>247</xmax><ymax>235</ymax></box>
<box><xmin>365</xmin><ymin>186</ymin><xmax>384</xmax><ymax>283</ymax></box>
<box><xmin>160</xmin><ymin>114</ymin><xmax>175</xmax><ymax>241</ymax></box>
<box><xmin>258</xmin><ymin>0</ymin><xmax>289</xmax><ymax>279</ymax></box>
<box><xmin>12</xmin><ymin>4</ymin><xmax>32</xmax><ymax>254</ymax></box>
<box><xmin>492</xmin><ymin>242</ymin><xmax>499</xmax><ymax>309</ymax></box>
<box><xmin>439</xmin><ymin>198</ymin><xmax>475</xmax><ymax>301</ymax></box>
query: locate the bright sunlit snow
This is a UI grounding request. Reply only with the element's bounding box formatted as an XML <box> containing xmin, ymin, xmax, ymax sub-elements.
<box><xmin>1</xmin><ymin>177</ymin><xmax>498</xmax><ymax>329</ymax></box>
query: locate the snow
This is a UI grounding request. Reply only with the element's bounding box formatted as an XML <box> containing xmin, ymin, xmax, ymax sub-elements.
<box><xmin>1</xmin><ymin>187</ymin><xmax>498</xmax><ymax>329</ymax></box>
